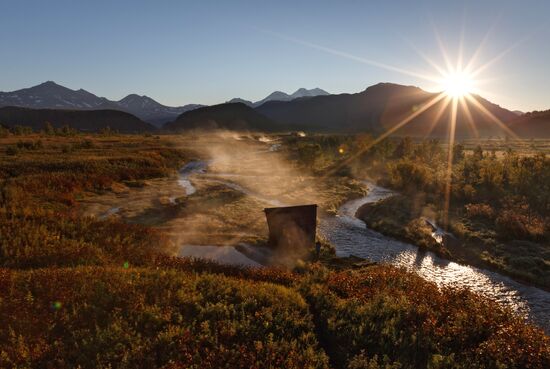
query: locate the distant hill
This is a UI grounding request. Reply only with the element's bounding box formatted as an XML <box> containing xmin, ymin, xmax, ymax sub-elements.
<box><xmin>164</xmin><ymin>103</ymin><xmax>279</xmax><ymax>132</ymax></box>
<box><xmin>256</xmin><ymin>83</ymin><xmax>519</xmax><ymax>138</ymax></box>
<box><xmin>508</xmin><ymin>110</ymin><xmax>550</xmax><ymax>138</ymax></box>
<box><xmin>0</xmin><ymin>81</ymin><xmax>202</xmax><ymax>126</ymax></box>
<box><xmin>0</xmin><ymin>106</ymin><xmax>156</xmax><ymax>133</ymax></box>
<box><xmin>228</xmin><ymin>88</ymin><xmax>330</xmax><ymax>108</ymax></box>
<box><xmin>227</xmin><ymin>98</ymin><xmax>254</xmax><ymax>106</ymax></box>
<box><xmin>116</xmin><ymin>94</ymin><xmax>203</xmax><ymax>126</ymax></box>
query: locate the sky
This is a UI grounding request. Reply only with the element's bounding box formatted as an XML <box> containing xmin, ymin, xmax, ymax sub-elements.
<box><xmin>1</xmin><ymin>0</ymin><xmax>549</xmax><ymax>111</ymax></box>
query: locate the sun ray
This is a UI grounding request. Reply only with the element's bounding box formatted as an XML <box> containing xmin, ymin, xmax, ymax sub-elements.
<box><xmin>459</xmin><ymin>95</ymin><xmax>479</xmax><ymax>139</ymax></box>
<box><xmin>465</xmin><ymin>94</ymin><xmax>520</xmax><ymax>139</ymax></box>
<box><xmin>324</xmin><ymin>92</ymin><xmax>447</xmax><ymax>177</ymax></box>
<box><xmin>423</xmin><ymin>95</ymin><xmax>451</xmax><ymax>139</ymax></box>
<box><xmin>403</xmin><ymin>38</ymin><xmax>447</xmax><ymax>76</ymax></box>
<box><xmin>261</xmin><ymin>29</ymin><xmax>442</xmax><ymax>83</ymax></box>
<box><xmin>469</xmin><ymin>25</ymin><xmax>544</xmax><ymax>78</ymax></box>
<box><xmin>457</xmin><ymin>13</ymin><xmax>466</xmax><ymax>71</ymax></box>
<box><xmin>431</xmin><ymin>23</ymin><xmax>455</xmax><ymax>73</ymax></box>
<box><xmin>464</xmin><ymin>17</ymin><xmax>500</xmax><ymax>74</ymax></box>
<box><xmin>442</xmin><ymin>97</ymin><xmax>459</xmax><ymax>230</ymax></box>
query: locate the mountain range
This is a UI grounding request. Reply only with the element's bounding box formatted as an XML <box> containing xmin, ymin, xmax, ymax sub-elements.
<box><xmin>0</xmin><ymin>82</ymin><xmax>329</xmax><ymax>126</ymax></box>
<box><xmin>256</xmin><ymin>83</ymin><xmax>520</xmax><ymax>138</ymax></box>
<box><xmin>1</xmin><ymin>81</ymin><xmax>547</xmax><ymax>138</ymax></box>
<box><xmin>227</xmin><ymin>88</ymin><xmax>330</xmax><ymax>107</ymax></box>
<box><xmin>0</xmin><ymin>81</ymin><xmax>202</xmax><ymax>127</ymax></box>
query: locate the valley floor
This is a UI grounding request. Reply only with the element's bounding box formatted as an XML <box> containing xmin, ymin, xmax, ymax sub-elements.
<box><xmin>0</xmin><ymin>131</ymin><xmax>548</xmax><ymax>368</ymax></box>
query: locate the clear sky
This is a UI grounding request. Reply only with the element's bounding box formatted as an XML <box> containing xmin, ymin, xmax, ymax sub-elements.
<box><xmin>1</xmin><ymin>0</ymin><xmax>549</xmax><ymax>111</ymax></box>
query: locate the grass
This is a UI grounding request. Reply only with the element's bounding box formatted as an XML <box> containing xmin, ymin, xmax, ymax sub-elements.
<box><xmin>0</xmin><ymin>267</ymin><xmax>328</xmax><ymax>369</ymax></box>
<box><xmin>0</xmin><ymin>131</ymin><xmax>548</xmax><ymax>368</ymax></box>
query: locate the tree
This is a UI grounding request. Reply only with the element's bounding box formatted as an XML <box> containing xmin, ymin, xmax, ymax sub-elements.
<box><xmin>472</xmin><ymin>145</ymin><xmax>483</xmax><ymax>161</ymax></box>
<box><xmin>453</xmin><ymin>143</ymin><xmax>464</xmax><ymax>163</ymax></box>
<box><xmin>44</xmin><ymin>121</ymin><xmax>55</xmax><ymax>135</ymax></box>
<box><xmin>13</xmin><ymin>125</ymin><xmax>33</xmax><ymax>135</ymax></box>
<box><xmin>0</xmin><ymin>125</ymin><xmax>9</xmax><ymax>137</ymax></box>
<box><xmin>394</xmin><ymin>137</ymin><xmax>413</xmax><ymax>159</ymax></box>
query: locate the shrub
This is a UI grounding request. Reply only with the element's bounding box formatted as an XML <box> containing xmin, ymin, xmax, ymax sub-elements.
<box><xmin>496</xmin><ymin>209</ymin><xmax>545</xmax><ymax>240</ymax></box>
<box><xmin>0</xmin><ymin>268</ymin><xmax>329</xmax><ymax>368</ymax></box>
<box><xmin>6</xmin><ymin>146</ymin><xmax>18</xmax><ymax>156</ymax></box>
<box><xmin>465</xmin><ymin>203</ymin><xmax>495</xmax><ymax>219</ymax></box>
<box><xmin>16</xmin><ymin>139</ymin><xmax>43</xmax><ymax>150</ymax></box>
<box><xmin>300</xmin><ymin>265</ymin><xmax>550</xmax><ymax>369</ymax></box>
<box><xmin>12</xmin><ymin>125</ymin><xmax>33</xmax><ymax>135</ymax></box>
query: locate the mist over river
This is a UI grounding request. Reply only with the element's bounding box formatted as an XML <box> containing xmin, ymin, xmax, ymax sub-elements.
<box><xmin>174</xmin><ymin>136</ymin><xmax>550</xmax><ymax>333</ymax></box>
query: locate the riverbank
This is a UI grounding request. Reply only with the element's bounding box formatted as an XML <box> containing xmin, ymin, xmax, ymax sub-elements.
<box><xmin>356</xmin><ymin>193</ymin><xmax>550</xmax><ymax>291</ymax></box>
<box><xmin>2</xmin><ymin>132</ymin><xmax>548</xmax><ymax>367</ymax></box>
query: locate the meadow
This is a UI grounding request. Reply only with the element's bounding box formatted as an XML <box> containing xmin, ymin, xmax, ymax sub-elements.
<box><xmin>0</xmin><ymin>129</ymin><xmax>548</xmax><ymax>368</ymax></box>
<box><xmin>284</xmin><ymin>134</ymin><xmax>550</xmax><ymax>289</ymax></box>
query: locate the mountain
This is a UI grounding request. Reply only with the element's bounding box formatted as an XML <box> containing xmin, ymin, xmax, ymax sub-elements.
<box><xmin>0</xmin><ymin>81</ymin><xmax>113</xmax><ymax>110</ymax></box>
<box><xmin>0</xmin><ymin>81</ymin><xmax>202</xmax><ymax>126</ymax></box>
<box><xmin>0</xmin><ymin>106</ymin><xmax>155</xmax><ymax>133</ymax></box>
<box><xmin>508</xmin><ymin>109</ymin><xmax>550</xmax><ymax>138</ymax></box>
<box><xmin>228</xmin><ymin>88</ymin><xmax>329</xmax><ymax>107</ymax></box>
<box><xmin>290</xmin><ymin>87</ymin><xmax>330</xmax><ymax>99</ymax></box>
<box><xmin>116</xmin><ymin>94</ymin><xmax>203</xmax><ymax>126</ymax></box>
<box><xmin>164</xmin><ymin>103</ymin><xmax>279</xmax><ymax>132</ymax></box>
<box><xmin>256</xmin><ymin>83</ymin><xmax>519</xmax><ymax>138</ymax></box>
<box><xmin>227</xmin><ymin>98</ymin><xmax>254</xmax><ymax>106</ymax></box>
<box><xmin>254</xmin><ymin>91</ymin><xmax>293</xmax><ymax>107</ymax></box>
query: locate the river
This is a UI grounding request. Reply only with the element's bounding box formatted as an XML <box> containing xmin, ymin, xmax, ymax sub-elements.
<box><xmin>319</xmin><ymin>181</ymin><xmax>550</xmax><ymax>333</ymax></box>
<box><xmin>177</xmin><ymin>157</ymin><xmax>550</xmax><ymax>333</ymax></box>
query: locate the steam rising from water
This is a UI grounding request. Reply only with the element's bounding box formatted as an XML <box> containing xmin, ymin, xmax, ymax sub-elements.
<box><xmin>170</xmin><ymin>131</ymin><xmax>321</xmax><ymax>260</ymax></box>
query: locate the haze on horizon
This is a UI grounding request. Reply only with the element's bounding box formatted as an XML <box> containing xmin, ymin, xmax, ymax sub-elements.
<box><xmin>1</xmin><ymin>0</ymin><xmax>549</xmax><ymax>112</ymax></box>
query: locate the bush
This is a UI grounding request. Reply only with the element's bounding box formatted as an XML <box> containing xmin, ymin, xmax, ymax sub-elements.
<box><xmin>300</xmin><ymin>265</ymin><xmax>550</xmax><ymax>369</ymax></box>
<box><xmin>16</xmin><ymin>139</ymin><xmax>43</xmax><ymax>150</ymax></box>
<box><xmin>496</xmin><ymin>209</ymin><xmax>545</xmax><ymax>240</ymax></box>
<box><xmin>0</xmin><ymin>267</ymin><xmax>329</xmax><ymax>368</ymax></box>
<box><xmin>465</xmin><ymin>203</ymin><xmax>495</xmax><ymax>219</ymax></box>
<box><xmin>6</xmin><ymin>146</ymin><xmax>18</xmax><ymax>156</ymax></box>
<box><xmin>12</xmin><ymin>125</ymin><xmax>33</xmax><ymax>135</ymax></box>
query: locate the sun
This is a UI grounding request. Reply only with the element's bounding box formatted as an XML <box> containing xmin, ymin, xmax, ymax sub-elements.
<box><xmin>439</xmin><ymin>70</ymin><xmax>474</xmax><ymax>98</ymax></box>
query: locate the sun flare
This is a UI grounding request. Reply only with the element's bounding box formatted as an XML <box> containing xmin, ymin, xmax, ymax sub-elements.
<box><xmin>440</xmin><ymin>70</ymin><xmax>475</xmax><ymax>98</ymax></box>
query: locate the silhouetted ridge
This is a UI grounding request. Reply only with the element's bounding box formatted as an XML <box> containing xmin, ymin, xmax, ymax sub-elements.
<box><xmin>508</xmin><ymin>109</ymin><xmax>550</xmax><ymax>138</ymax></box>
<box><xmin>0</xmin><ymin>106</ymin><xmax>156</xmax><ymax>133</ymax></box>
<box><xmin>164</xmin><ymin>102</ymin><xmax>279</xmax><ymax>131</ymax></box>
<box><xmin>256</xmin><ymin>82</ymin><xmax>519</xmax><ymax>138</ymax></box>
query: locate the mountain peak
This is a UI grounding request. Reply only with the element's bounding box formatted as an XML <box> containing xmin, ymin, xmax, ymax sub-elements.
<box><xmin>290</xmin><ymin>87</ymin><xmax>329</xmax><ymax>98</ymax></box>
<box><xmin>265</xmin><ymin>91</ymin><xmax>290</xmax><ymax>99</ymax></box>
<box><xmin>39</xmin><ymin>81</ymin><xmax>59</xmax><ymax>87</ymax></box>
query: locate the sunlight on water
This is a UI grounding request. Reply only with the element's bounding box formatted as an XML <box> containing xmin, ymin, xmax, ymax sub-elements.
<box><xmin>320</xmin><ymin>181</ymin><xmax>550</xmax><ymax>333</ymax></box>
<box><xmin>176</xmin><ymin>154</ymin><xmax>550</xmax><ymax>333</ymax></box>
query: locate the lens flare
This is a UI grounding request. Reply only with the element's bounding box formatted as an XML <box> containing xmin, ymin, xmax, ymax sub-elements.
<box><xmin>270</xmin><ymin>25</ymin><xmax>525</xmax><ymax>229</ymax></box>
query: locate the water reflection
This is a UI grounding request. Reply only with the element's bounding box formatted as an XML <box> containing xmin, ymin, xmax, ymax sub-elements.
<box><xmin>320</xmin><ymin>182</ymin><xmax>550</xmax><ymax>333</ymax></box>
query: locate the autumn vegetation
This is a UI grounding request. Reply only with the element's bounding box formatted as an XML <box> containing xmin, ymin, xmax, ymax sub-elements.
<box><xmin>0</xmin><ymin>129</ymin><xmax>548</xmax><ymax>368</ymax></box>
<box><xmin>286</xmin><ymin>134</ymin><xmax>549</xmax><ymax>288</ymax></box>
